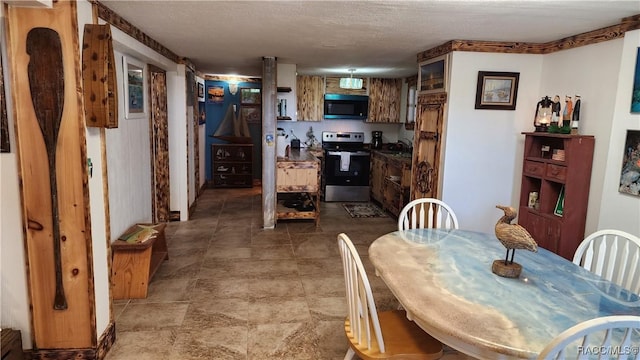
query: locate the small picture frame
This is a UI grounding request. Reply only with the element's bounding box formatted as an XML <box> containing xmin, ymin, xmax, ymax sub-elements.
<box><xmin>475</xmin><ymin>71</ymin><xmax>520</xmax><ymax>110</ymax></box>
<box><xmin>123</xmin><ymin>55</ymin><xmax>146</xmax><ymax>119</ymax></box>
<box><xmin>241</xmin><ymin>105</ymin><xmax>261</xmax><ymax>124</ymax></box>
<box><xmin>619</xmin><ymin>129</ymin><xmax>640</xmax><ymax>196</ymax></box>
<box><xmin>418</xmin><ymin>54</ymin><xmax>448</xmax><ymax>94</ymax></box>
<box><xmin>0</xmin><ymin>49</ymin><xmax>9</xmax><ymax>152</ymax></box>
<box><xmin>197</xmin><ymin>82</ymin><xmax>204</xmax><ymax>100</ymax></box>
<box><xmin>207</xmin><ymin>85</ymin><xmax>224</xmax><ymax>103</ymax></box>
<box><xmin>240</xmin><ymin>87</ymin><xmax>261</xmax><ymax>105</ymax></box>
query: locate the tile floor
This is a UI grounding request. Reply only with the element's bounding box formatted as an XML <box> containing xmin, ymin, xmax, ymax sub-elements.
<box><xmin>105</xmin><ymin>187</ymin><xmax>469</xmax><ymax>360</ymax></box>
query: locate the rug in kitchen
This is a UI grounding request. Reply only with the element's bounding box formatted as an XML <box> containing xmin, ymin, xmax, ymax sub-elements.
<box><xmin>342</xmin><ymin>203</ymin><xmax>388</xmax><ymax>218</ymax></box>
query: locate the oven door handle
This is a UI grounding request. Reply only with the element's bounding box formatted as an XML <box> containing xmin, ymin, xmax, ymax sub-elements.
<box><xmin>327</xmin><ymin>151</ymin><xmax>370</xmax><ymax>156</ymax></box>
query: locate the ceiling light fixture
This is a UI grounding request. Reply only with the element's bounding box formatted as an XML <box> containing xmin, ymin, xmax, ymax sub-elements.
<box><xmin>339</xmin><ymin>69</ymin><xmax>363</xmax><ymax>90</ymax></box>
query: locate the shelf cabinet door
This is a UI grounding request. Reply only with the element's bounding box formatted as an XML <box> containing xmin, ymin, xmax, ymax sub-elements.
<box><xmin>368</xmin><ymin>78</ymin><xmax>402</xmax><ymax>123</ymax></box>
<box><xmin>520</xmin><ymin>208</ymin><xmax>561</xmax><ymax>254</ymax></box>
<box><xmin>370</xmin><ymin>154</ymin><xmax>385</xmax><ymax>203</ymax></box>
<box><xmin>296</xmin><ymin>75</ymin><xmax>324</xmax><ymax>121</ymax></box>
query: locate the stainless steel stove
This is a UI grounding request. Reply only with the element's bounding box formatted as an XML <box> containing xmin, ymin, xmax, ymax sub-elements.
<box><xmin>321</xmin><ymin>131</ymin><xmax>370</xmax><ymax>202</ymax></box>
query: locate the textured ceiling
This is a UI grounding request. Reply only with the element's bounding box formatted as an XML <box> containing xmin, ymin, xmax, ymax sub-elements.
<box><xmin>99</xmin><ymin>0</ymin><xmax>640</xmax><ymax>78</ymax></box>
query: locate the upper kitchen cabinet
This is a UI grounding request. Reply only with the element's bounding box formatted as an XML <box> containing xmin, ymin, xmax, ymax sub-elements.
<box><xmin>297</xmin><ymin>75</ymin><xmax>324</xmax><ymax>121</ymax></box>
<box><xmin>277</xmin><ymin>63</ymin><xmax>297</xmax><ymax>121</ymax></box>
<box><xmin>368</xmin><ymin>78</ymin><xmax>402</xmax><ymax>123</ymax></box>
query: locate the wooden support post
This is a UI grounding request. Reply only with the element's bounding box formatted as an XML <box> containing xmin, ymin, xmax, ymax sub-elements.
<box><xmin>262</xmin><ymin>57</ymin><xmax>277</xmax><ymax>228</ymax></box>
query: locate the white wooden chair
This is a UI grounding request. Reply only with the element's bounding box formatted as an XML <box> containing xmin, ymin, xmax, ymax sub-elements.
<box><xmin>537</xmin><ymin>315</ymin><xmax>640</xmax><ymax>360</ymax></box>
<box><xmin>398</xmin><ymin>198</ymin><xmax>459</xmax><ymax>231</ymax></box>
<box><xmin>573</xmin><ymin>229</ymin><xmax>640</xmax><ymax>294</ymax></box>
<box><xmin>337</xmin><ymin>233</ymin><xmax>442</xmax><ymax>360</ymax></box>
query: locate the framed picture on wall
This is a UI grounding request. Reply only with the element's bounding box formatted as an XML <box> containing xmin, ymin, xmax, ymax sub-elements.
<box><xmin>418</xmin><ymin>54</ymin><xmax>448</xmax><ymax>94</ymax></box>
<box><xmin>241</xmin><ymin>105</ymin><xmax>261</xmax><ymax>124</ymax></box>
<box><xmin>474</xmin><ymin>71</ymin><xmax>520</xmax><ymax>110</ymax></box>
<box><xmin>123</xmin><ymin>56</ymin><xmax>146</xmax><ymax>119</ymax></box>
<box><xmin>197</xmin><ymin>82</ymin><xmax>204</xmax><ymax>99</ymax></box>
<box><xmin>0</xmin><ymin>48</ymin><xmax>8</xmax><ymax>152</ymax></box>
<box><xmin>619</xmin><ymin>129</ymin><xmax>640</xmax><ymax>196</ymax></box>
<box><xmin>207</xmin><ymin>85</ymin><xmax>224</xmax><ymax>103</ymax></box>
<box><xmin>631</xmin><ymin>47</ymin><xmax>640</xmax><ymax>113</ymax></box>
<box><xmin>240</xmin><ymin>88</ymin><xmax>261</xmax><ymax>105</ymax></box>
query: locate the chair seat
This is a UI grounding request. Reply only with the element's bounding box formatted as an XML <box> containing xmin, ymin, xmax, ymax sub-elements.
<box><xmin>345</xmin><ymin>310</ymin><xmax>443</xmax><ymax>360</ymax></box>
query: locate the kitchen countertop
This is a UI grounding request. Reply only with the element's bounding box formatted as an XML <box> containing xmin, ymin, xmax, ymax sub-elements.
<box><xmin>277</xmin><ymin>148</ymin><xmax>320</xmax><ymax>163</ymax></box>
<box><xmin>372</xmin><ymin>149</ymin><xmax>412</xmax><ymax>165</ymax></box>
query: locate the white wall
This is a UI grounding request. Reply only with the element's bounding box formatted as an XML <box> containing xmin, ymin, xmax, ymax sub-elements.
<box><xmin>539</xmin><ymin>39</ymin><xmax>626</xmax><ymax>236</ymax></box>
<box><xmin>76</xmin><ymin>0</ymin><xmax>111</xmax><ymax>342</ymax></box>
<box><xmin>106</xmin><ymin>52</ymin><xmax>152</xmax><ymax>237</ymax></box>
<box><xmin>598</xmin><ymin>29</ymin><xmax>640</xmax><ymax>235</ymax></box>
<box><xmin>197</xmin><ymin>76</ymin><xmax>206</xmax><ymax>190</ymax></box>
<box><xmin>168</xmin><ymin>65</ymin><xmax>189</xmax><ymax>221</ymax></box>
<box><xmin>443</xmin><ymin>52</ymin><xmax>543</xmax><ymax>233</ymax></box>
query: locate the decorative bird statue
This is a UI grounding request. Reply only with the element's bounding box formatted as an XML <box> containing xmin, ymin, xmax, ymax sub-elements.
<box><xmin>495</xmin><ymin>205</ymin><xmax>538</xmax><ymax>267</ymax></box>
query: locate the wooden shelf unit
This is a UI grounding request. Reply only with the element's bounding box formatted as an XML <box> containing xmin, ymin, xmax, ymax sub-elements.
<box><xmin>517</xmin><ymin>132</ymin><xmax>594</xmax><ymax>260</ymax></box>
<box><xmin>211</xmin><ymin>143</ymin><xmax>253</xmax><ymax>188</ymax></box>
<box><xmin>276</xmin><ymin>150</ymin><xmax>321</xmax><ymax>226</ymax></box>
<box><xmin>111</xmin><ymin>223</ymin><xmax>168</xmax><ymax>299</ymax></box>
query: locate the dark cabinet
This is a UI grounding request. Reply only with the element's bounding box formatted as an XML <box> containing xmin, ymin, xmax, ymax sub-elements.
<box><xmin>211</xmin><ymin>144</ymin><xmax>253</xmax><ymax>188</ymax></box>
<box><xmin>518</xmin><ymin>133</ymin><xmax>594</xmax><ymax>260</ymax></box>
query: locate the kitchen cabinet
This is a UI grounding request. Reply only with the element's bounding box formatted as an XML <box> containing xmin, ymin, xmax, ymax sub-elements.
<box><xmin>370</xmin><ymin>150</ymin><xmax>411</xmax><ymax>217</ymax></box>
<box><xmin>211</xmin><ymin>144</ymin><xmax>253</xmax><ymax>188</ymax></box>
<box><xmin>517</xmin><ymin>132</ymin><xmax>594</xmax><ymax>260</ymax></box>
<box><xmin>367</xmin><ymin>78</ymin><xmax>402</xmax><ymax>123</ymax></box>
<box><xmin>371</xmin><ymin>153</ymin><xmax>385</xmax><ymax>204</ymax></box>
<box><xmin>296</xmin><ymin>75</ymin><xmax>324</xmax><ymax>121</ymax></box>
<box><xmin>277</xmin><ymin>150</ymin><xmax>321</xmax><ymax>226</ymax></box>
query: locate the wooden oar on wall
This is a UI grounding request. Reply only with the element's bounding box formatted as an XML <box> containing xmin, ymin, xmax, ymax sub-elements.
<box><xmin>26</xmin><ymin>27</ymin><xmax>67</xmax><ymax>310</ymax></box>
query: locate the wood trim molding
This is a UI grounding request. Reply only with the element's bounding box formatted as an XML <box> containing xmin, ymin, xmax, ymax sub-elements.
<box><xmin>417</xmin><ymin>13</ymin><xmax>640</xmax><ymax>61</ymax></box>
<box><xmin>203</xmin><ymin>74</ymin><xmax>261</xmax><ymax>82</ymax></box>
<box><xmin>24</xmin><ymin>322</ymin><xmax>115</xmax><ymax>360</ymax></box>
<box><xmin>92</xmin><ymin>1</ymin><xmax>181</xmax><ymax>63</ymax></box>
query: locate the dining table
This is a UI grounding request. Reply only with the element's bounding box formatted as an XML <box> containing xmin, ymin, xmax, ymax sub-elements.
<box><xmin>368</xmin><ymin>229</ymin><xmax>640</xmax><ymax>359</ymax></box>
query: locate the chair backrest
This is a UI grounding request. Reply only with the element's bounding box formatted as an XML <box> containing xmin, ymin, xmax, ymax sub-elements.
<box><xmin>537</xmin><ymin>315</ymin><xmax>640</xmax><ymax>360</ymax></box>
<box><xmin>398</xmin><ymin>197</ymin><xmax>459</xmax><ymax>231</ymax></box>
<box><xmin>573</xmin><ymin>229</ymin><xmax>640</xmax><ymax>294</ymax></box>
<box><xmin>337</xmin><ymin>233</ymin><xmax>386</xmax><ymax>354</ymax></box>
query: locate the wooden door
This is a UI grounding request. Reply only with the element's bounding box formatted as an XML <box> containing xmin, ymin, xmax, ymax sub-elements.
<box><xmin>411</xmin><ymin>93</ymin><xmax>447</xmax><ymax>201</ymax></box>
<box><xmin>149</xmin><ymin>66</ymin><xmax>170</xmax><ymax>222</ymax></box>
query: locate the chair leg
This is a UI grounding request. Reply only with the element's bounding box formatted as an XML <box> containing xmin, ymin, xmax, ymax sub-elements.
<box><xmin>344</xmin><ymin>347</ymin><xmax>355</xmax><ymax>360</ymax></box>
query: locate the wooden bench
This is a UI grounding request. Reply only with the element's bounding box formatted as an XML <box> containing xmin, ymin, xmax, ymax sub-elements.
<box><xmin>111</xmin><ymin>223</ymin><xmax>168</xmax><ymax>299</ymax></box>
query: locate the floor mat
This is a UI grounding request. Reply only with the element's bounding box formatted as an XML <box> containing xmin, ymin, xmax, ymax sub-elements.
<box><xmin>342</xmin><ymin>203</ymin><xmax>388</xmax><ymax>218</ymax></box>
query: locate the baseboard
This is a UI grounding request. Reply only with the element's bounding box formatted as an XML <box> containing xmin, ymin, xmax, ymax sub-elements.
<box><xmin>24</xmin><ymin>322</ymin><xmax>115</xmax><ymax>360</ymax></box>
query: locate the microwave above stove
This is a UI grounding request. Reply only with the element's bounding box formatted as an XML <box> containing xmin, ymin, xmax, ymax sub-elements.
<box><xmin>324</xmin><ymin>94</ymin><xmax>368</xmax><ymax>120</ymax></box>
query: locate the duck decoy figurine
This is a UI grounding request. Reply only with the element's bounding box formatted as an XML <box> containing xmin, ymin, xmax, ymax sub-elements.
<box><xmin>493</xmin><ymin>205</ymin><xmax>538</xmax><ymax>278</ymax></box>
